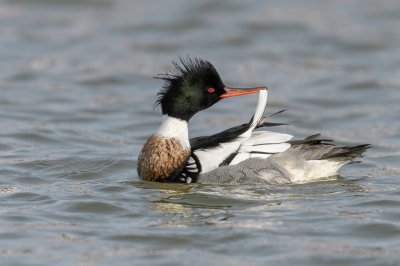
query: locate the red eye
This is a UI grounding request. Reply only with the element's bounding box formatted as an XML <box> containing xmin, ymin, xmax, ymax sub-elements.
<box><xmin>208</xmin><ymin>88</ymin><xmax>215</xmax><ymax>93</ymax></box>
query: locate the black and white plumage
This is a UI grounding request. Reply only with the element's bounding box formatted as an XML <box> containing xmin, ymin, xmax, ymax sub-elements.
<box><xmin>177</xmin><ymin>90</ymin><xmax>370</xmax><ymax>184</ymax></box>
<box><xmin>138</xmin><ymin>57</ymin><xmax>370</xmax><ymax>184</ymax></box>
<box><xmin>177</xmin><ymin>90</ymin><xmax>292</xmax><ymax>183</ymax></box>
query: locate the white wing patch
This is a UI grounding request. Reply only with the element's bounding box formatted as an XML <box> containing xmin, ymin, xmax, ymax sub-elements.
<box><xmin>229</xmin><ymin>131</ymin><xmax>293</xmax><ymax>166</ymax></box>
<box><xmin>240</xmin><ymin>143</ymin><xmax>291</xmax><ymax>153</ymax></box>
<box><xmin>192</xmin><ymin>90</ymin><xmax>293</xmax><ymax>174</ymax></box>
<box><xmin>245</xmin><ymin>131</ymin><xmax>293</xmax><ymax>144</ymax></box>
<box><xmin>194</xmin><ymin>142</ymin><xmax>241</xmax><ymax>174</ymax></box>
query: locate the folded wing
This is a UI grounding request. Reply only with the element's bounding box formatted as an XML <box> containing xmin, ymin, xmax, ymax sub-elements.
<box><xmin>179</xmin><ymin>90</ymin><xmax>293</xmax><ymax>182</ymax></box>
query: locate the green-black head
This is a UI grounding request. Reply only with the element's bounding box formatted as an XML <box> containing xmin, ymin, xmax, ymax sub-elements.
<box><xmin>155</xmin><ymin>56</ymin><xmax>267</xmax><ymax>121</ymax></box>
<box><xmin>154</xmin><ymin>56</ymin><xmax>226</xmax><ymax>121</ymax></box>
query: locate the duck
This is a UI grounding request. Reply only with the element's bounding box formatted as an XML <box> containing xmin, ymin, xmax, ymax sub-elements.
<box><xmin>137</xmin><ymin>57</ymin><xmax>370</xmax><ymax>185</ymax></box>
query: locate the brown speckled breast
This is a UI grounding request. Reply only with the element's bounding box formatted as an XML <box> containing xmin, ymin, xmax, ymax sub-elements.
<box><xmin>137</xmin><ymin>135</ymin><xmax>190</xmax><ymax>182</ymax></box>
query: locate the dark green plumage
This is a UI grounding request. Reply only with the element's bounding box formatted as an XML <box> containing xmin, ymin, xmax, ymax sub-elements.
<box><xmin>154</xmin><ymin>56</ymin><xmax>226</xmax><ymax>121</ymax></box>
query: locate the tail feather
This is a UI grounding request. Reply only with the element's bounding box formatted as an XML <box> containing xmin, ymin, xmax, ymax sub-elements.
<box><xmin>321</xmin><ymin>144</ymin><xmax>371</xmax><ymax>162</ymax></box>
<box><xmin>292</xmin><ymin>134</ymin><xmax>370</xmax><ymax>163</ymax></box>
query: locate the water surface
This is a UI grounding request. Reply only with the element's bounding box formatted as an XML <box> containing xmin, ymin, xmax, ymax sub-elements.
<box><xmin>0</xmin><ymin>0</ymin><xmax>400</xmax><ymax>265</ymax></box>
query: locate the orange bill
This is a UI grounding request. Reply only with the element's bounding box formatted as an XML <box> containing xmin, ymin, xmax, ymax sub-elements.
<box><xmin>220</xmin><ymin>86</ymin><xmax>267</xmax><ymax>98</ymax></box>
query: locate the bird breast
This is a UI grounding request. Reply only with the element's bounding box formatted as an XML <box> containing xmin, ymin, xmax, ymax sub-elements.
<box><xmin>137</xmin><ymin>135</ymin><xmax>190</xmax><ymax>182</ymax></box>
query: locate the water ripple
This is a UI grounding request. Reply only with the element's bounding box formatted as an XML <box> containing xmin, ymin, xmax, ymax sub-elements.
<box><xmin>0</xmin><ymin>0</ymin><xmax>399</xmax><ymax>265</ymax></box>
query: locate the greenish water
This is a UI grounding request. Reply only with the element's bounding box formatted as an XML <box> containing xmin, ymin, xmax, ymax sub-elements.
<box><xmin>0</xmin><ymin>0</ymin><xmax>399</xmax><ymax>265</ymax></box>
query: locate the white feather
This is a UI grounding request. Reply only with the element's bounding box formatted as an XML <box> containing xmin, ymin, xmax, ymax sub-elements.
<box><xmin>194</xmin><ymin>142</ymin><xmax>241</xmax><ymax>173</ymax></box>
<box><xmin>250</xmin><ymin>153</ymin><xmax>271</xmax><ymax>159</ymax></box>
<box><xmin>240</xmin><ymin>143</ymin><xmax>291</xmax><ymax>153</ymax></box>
<box><xmin>187</xmin><ymin>157</ymin><xmax>195</xmax><ymax>164</ymax></box>
<box><xmin>243</xmin><ymin>131</ymin><xmax>293</xmax><ymax>145</ymax></box>
<box><xmin>239</xmin><ymin>90</ymin><xmax>268</xmax><ymax>138</ymax></box>
<box><xmin>193</xmin><ymin>89</ymin><xmax>292</xmax><ymax>173</ymax></box>
<box><xmin>228</xmin><ymin>130</ymin><xmax>292</xmax><ymax>165</ymax></box>
<box><xmin>194</xmin><ymin>90</ymin><xmax>268</xmax><ymax>173</ymax></box>
<box><xmin>155</xmin><ymin>115</ymin><xmax>190</xmax><ymax>150</ymax></box>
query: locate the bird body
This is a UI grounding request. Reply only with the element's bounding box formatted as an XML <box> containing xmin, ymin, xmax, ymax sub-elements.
<box><xmin>137</xmin><ymin>57</ymin><xmax>370</xmax><ymax>184</ymax></box>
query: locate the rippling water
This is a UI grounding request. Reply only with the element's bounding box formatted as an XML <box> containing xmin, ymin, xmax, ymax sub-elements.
<box><xmin>1</xmin><ymin>0</ymin><xmax>400</xmax><ymax>265</ymax></box>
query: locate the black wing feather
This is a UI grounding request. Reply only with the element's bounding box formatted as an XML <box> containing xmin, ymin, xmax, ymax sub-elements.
<box><xmin>179</xmin><ymin>111</ymin><xmax>288</xmax><ymax>183</ymax></box>
<box><xmin>189</xmin><ymin>123</ymin><xmax>252</xmax><ymax>151</ymax></box>
<box><xmin>190</xmin><ymin>111</ymin><xmax>288</xmax><ymax>151</ymax></box>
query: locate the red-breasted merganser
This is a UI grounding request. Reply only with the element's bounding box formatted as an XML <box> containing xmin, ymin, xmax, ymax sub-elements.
<box><xmin>137</xmin><ymin>57</ymin><xmax>370</xmax><ymax>184</ymax></box>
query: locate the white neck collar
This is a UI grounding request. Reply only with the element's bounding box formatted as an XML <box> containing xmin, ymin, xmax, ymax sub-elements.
<box><xmin>155</xmin><ymin>115</ymin><xmax>190</xmax><ymax>150</ymax></box>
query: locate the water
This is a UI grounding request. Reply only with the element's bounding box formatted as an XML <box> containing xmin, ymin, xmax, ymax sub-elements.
<box><xmin>0</xmin><ymin>0</ymin><xmax>399</xmax><ymax>265</ymax></box>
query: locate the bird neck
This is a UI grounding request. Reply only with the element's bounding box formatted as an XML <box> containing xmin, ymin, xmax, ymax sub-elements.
<box><xmin>155</xmin><ymin>115</ymin><xmax>190</xmax><ymax>150</ymax></box>
<box><xmin>137</xmin><ymin>115</ymin><xmax>191</xmax><ymax>182</ymax></box>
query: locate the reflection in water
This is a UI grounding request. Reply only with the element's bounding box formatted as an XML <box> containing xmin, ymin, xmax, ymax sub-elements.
<box><xmin>152</xmin><ymin>202</ymin><xmax>193</xmax><ymax>221</ymax></box>
<box><xmin>135</xmin><ymin>176</ymin><xmax>377</xmax><ymax>230</ymax></box>
<box><xmin>0</xmin><ymin>186</ymin><xmax>23</xmax><ymax>194</ymax></box>
<box><xmin>129</xmin><ymin>181</ymin><xmax>196</xmax><ymax>194</ymax></box>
